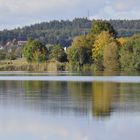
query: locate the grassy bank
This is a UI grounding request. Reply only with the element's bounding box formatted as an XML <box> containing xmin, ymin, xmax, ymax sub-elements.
<box><xmin>0</xmin><ymin>59</ymin><xmax>66</xmax><ymax>72</ymax></box>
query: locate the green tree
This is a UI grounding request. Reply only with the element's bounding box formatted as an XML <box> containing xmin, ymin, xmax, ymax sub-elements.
<box><xmin>23</xmin><ymin>39</ymin><xmax>48</xmax><ymax>62</ymax></box>
<box><xmin>72</xmin><ymin>35</ymin><xmax>95</xmax><ymax>49</ymax></box>
<box><xmin>67</xmin><ymin>35</ymin><xmax>93</xmax><ymax>71</ymax></box>
<box><xmin>120</xmin><ymin>35</ymin><xmax>140</xmax><ymax>70</ymax></box>
<box><xmin>67</xmin><ymin>47</ymin><xmax>92</xmax><ymax>71</ymax></box>
<box><xmin>120</xmin><ymin>40</ymin><xmax>134</xmax><ymax>70</ymax></box>
<box><xmin>49</xmin><ymin>44</ymin><xmax>67</xmax><ymax>62</ymax></box>
<box><xmin>91</xmin><ymin>20</ymin><xmax>116</xmax><ymax>37</ymax></box>
<box><xmin>14</xmin><ymin>47</ymin><xmax>22</xmax><ymax>58</ymax></box>
<box><xmin>6</xmin><ymin>52</ymin><xmax>16</xmax><ymax>60</ymax></box>
<box><xmin>0</xmin><ymin>50</ymin><xmax>6</xmax><ymax>60</ymax></box>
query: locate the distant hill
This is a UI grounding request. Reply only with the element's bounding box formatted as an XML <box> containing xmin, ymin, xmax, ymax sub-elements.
<box><xmin>1</xmin><ymin>18</ymin><xmax>140</xmax><ymax>47</ymax></box>
<box><xmin>110</xmin><ymin>20</ymin><xmax>140</xmax><ymax>37</ymax></box>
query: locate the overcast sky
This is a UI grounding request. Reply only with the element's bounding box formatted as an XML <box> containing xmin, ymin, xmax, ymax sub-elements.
<box><xmin>0</xmin><ymin>0</ymin><xmax>140</xmax><ymax>30</ymax></box>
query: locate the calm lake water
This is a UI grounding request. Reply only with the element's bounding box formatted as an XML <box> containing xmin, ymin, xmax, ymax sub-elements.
<box><xmin>0</xmin><ymin>71</ymin><xmax>140</xmax><ymax>140</ymax></box>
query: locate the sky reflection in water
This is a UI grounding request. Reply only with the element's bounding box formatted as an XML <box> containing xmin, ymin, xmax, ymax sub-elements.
<box><xmin>0</xmin><ymin>74</ymin><xmax>140</xmax><ymax>140</ymax></box>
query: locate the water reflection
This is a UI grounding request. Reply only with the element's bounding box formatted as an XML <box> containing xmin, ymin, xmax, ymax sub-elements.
<box><xmin>0</xmin><ymin>74</ymin><xmax>140</xmax><ymax>140</ymax></box>
<box><xmin>92</xmin><ymin>82</ymin><xmax>113</xmax><ymax>117</ymax></box>
<box><xmin>0</xmin><ymin>79</ymin><xmax>140</xmax><ymax>118</ymax></box>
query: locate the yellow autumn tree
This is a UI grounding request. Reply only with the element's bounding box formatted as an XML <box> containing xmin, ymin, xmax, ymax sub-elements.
<box><xmin>92</xmin><ymin>31</ymin><xmax>114</xmax><ymax>70</ymax></box>
<box><xmin>103</xmin><ymin>41</ymin><xmax>120</xmax><ymax>70</ymax></box>
<box><xmin>117</xmin><ymin>37</ymin><xmax>127</xmax><ymax>46</ymax></box>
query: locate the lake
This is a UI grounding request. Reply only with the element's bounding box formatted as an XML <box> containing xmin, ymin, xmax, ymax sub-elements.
<box><xmin>0</xmin><ymin>71</ymin><xmax>140</xmax><ymax>140</ymax></box>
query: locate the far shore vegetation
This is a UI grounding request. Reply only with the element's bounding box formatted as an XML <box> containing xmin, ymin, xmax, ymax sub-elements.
<box><xmin>0</xmin><ymin>20</ymin><xmax>140</xmax><ymax>72</ymax></box>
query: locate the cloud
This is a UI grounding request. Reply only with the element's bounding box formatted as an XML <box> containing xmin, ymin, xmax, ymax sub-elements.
<box><xmin>0</xmin><ymin>116</ymin><xmax>86</xmax><ymax>140</ymax></box>
<box><xmin>0</xmin><ymin>0</ymin><xmax>81</xmax><ymax>17</ymax></box>
<box><xmin>0</xmin><ymin>0</ymin><xmax>140</xmax><ymax>29</ymax></box>
<box><xmin>91</xmin><ymin>0</ymin><xmax>140</xmax><ymax>20</ymax></box>
<box><xmin>111</xmin><ymin>0</ymin><xmax>140</xmax><ymax>11</ymax></box>
<box><xmin>0</xmin><ymin>0</ymin><xmax>82</xmax><ymax>29</ymax></box>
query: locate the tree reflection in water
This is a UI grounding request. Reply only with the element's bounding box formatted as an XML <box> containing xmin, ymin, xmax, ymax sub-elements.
<box><xmin>0</xmin><ymin>75</ymin><xmax>139</xmax><ymax>119</ymax></box>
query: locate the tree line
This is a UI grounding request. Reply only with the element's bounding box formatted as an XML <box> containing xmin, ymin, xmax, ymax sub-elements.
<box><xmin>23</xmin><ymin>20</ymin><xmax>140</xmax><ymax>71</ymax></box>
<box><xmin>1</xmin><ymin>18</ymin><xmax>140</xmax><ymax>47</ymax></box>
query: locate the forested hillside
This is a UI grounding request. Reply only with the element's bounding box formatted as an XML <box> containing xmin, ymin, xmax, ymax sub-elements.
<box><xmin>1</xmin><ymin>18</ymin><xmax>140</xmax><ymax>47</ymax></box>
<box><xmin>110</xmin><ymin>20</ymin><xmax>140</xmax><ymax>37</ymax></box>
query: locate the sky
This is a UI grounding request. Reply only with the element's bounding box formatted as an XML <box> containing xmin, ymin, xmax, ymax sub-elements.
<box><xmin>0</xmin><ymin>0</ymin><xmax>140</xmax><ymax>29</ymax></box>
